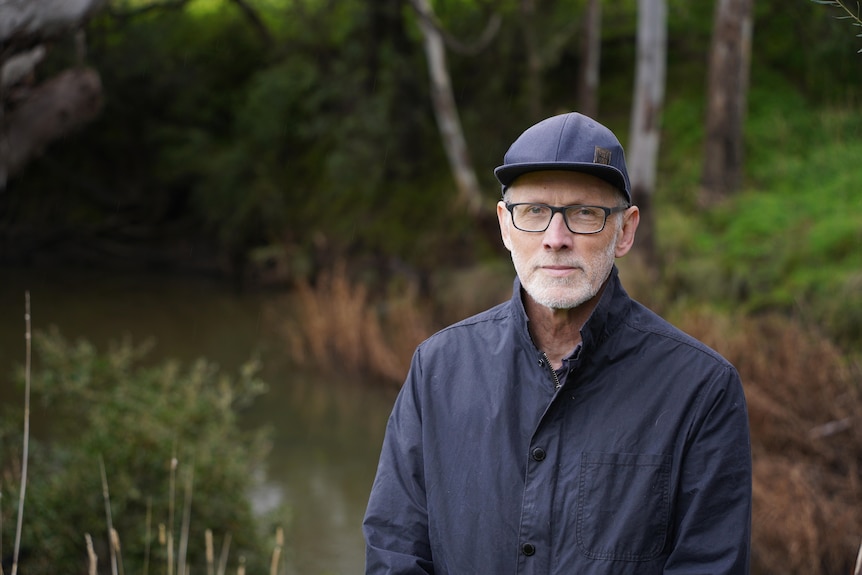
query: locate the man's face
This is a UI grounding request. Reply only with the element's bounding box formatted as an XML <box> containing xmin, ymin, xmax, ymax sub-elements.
<box><xmin>496</xmin><ymin>170</ymin><xmax>637</xmax><ymax>310</ymax></box>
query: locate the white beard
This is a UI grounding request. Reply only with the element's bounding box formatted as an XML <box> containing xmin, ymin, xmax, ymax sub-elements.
<box><xmin>511</xmin><ymin>230</ymin><xmax>618</xmax><ymax>310</ymax></box>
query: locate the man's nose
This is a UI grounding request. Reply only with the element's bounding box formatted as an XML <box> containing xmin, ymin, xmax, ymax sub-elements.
<box><xmin>543</xmin><ymin>212</ymin><xmax>573</xmax><ymax>249</ymax></box>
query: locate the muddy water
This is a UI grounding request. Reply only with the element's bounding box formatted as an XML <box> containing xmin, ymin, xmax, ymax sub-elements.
<box><xmin>0</xmin><ymin>266</ymin><xmax>397</xmax><ymax>575</ymax></box>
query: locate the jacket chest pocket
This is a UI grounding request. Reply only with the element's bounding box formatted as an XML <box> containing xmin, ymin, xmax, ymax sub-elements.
<box><xmin>576</xmin><ymin>451</ymin><xmax>672</xmax><ymax>561</ymax></box>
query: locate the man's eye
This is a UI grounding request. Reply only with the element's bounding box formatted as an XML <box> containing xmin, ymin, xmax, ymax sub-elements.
<box><xmin>572</xmin><ymin>207</ymin><xmax>600</xmax><ymax>217</ymax></box>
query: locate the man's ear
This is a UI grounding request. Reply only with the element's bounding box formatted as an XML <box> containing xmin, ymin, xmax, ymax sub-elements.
<box><xmin>615</xmin><ymin>206</ymin><xmax>640</xmax><ymax>258</ymax></box>
<box><xmin>497</xmin><ymin>201</ymin><xmax>513</xmax><ymax>252</ymax></box>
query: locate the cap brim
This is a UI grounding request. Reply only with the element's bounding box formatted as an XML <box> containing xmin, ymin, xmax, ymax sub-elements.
<box><xmin>494</xmin><ymin>162</ymin><xmax>628</xmax><ymax>194</ymax></box>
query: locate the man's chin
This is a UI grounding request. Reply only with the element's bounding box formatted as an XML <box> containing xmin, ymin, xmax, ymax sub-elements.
<box><xmin>542</xmin><ymin>298</ymin><xmax>587</xmax><ymax>310</ymax></box>
<box><xmin>526</xmin><ymin>287</ymin><xmax>591</xmax><ymax>311</ymax></box>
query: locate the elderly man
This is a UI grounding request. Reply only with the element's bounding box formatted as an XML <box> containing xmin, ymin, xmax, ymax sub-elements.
<box><xmin>363</xmin><ymin>112</ymin><xmax>752</xmax><ymax>574</ymax></box>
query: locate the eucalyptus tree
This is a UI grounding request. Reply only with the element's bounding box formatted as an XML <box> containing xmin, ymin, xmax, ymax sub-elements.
<box><xmin>700</xmin><ymin>0</ymin><xmax>753</xmax><ymax>207</ymax></box>
<box><xmin>576</xmin><ymin>0</ymin><xmax>602</xmax><ymax>119</ymax></box>
<box><xmin>628</xmin><ymin>0</ymin><xmax>666</xmax><ymax>268</ymax></box>
<box><xmin>407</xmin><ymin>0</ymin><xmax>489</xmax><ymax>217</ymax></box>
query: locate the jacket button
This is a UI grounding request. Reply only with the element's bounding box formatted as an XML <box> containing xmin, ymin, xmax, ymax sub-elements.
<box><xmin>521</xmin><ymin>543</ymin><xmax>536</xmax><ymax>556</ymax></box>
<box><xmin>531</xmin><ymin>447</ymin><xmax>546</xmax><ymax>461</ymax></box>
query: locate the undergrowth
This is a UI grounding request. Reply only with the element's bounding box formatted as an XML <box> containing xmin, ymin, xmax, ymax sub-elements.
<box><xmin>659</xmin><ymin>95</ymin><xmax>862</xmax><ymax>353</ymax></box>
<box><xmin>0</xmin><ymin>330</ymin><xmax>277</xmax><ymax>575</ymax></box>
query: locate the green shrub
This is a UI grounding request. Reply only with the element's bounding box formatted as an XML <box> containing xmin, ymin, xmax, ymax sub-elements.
<box><xmin>0</xmin><ymin>328</ymin><xmax>272</xmax><ymax>575</ymax></box>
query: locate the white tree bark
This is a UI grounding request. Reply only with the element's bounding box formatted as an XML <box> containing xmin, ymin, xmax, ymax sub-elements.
<box><xmin>1</xmin><ymin>0</ymin><xmax>107</xmax><ymax>185</ymax></box>
<box><xmin>628</xmin><ymin>0</ymin><xmax>667</xmax><ymax>266</ymax></box>
<box><xmin>628</xmin><ymin>0</ymin><xmax>666</xmax><ymax>197</ymax></box>
<box><xmin>1</xmin><ymin>68</ymin><xmax>103</xmax><ymax>182</ymax></box>
<box><xmin>2</xmin><ymin>46</ymin><xmax>46</xmax><ymax>91</ymax></box>
<box><xmin>0</xmin><ymin>0</ymin><xmax>106</xmax><ymax>46</ymax></box>
<box><xmin>408</xmin><ymin>0</ymin><xmax>484</xmax><ymax>216</ymax></box>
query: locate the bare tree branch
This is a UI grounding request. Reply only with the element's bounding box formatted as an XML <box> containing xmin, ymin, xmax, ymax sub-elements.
<box><xmin>227</xmin><ymin>0</ymin><xmax>274</xmax><ymax>48</ymax></box>
<box><xmin>808</xmin><ymin>417</ymin><xmax>854</xmax><ymax>439</ymax></box>
<box><xmin>409</xmin><ymin>2</ymin><xmax>501</xmax><ymax>56</ymax></box>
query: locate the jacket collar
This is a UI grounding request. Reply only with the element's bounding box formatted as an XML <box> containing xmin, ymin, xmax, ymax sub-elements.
<box><xmin>511</xmin><ymin>265</ymin><xmax>631</xmax><ymax>356</ymax></box>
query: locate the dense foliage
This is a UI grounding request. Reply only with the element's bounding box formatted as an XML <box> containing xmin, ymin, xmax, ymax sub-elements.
<box><xmin>2</xmin><ymin>6</ymin><xmax>862</xmax><ymax>310</ymax></box>
<box><xmin>4</xmin><ymin>1</ymin><xmax>860</xmax><ymax>350</ymax></box>
<box><xmin>0</xmin><ymin>329</ymin><xmax>272</xmax><ymax>574</ymax></box>
<box><xmin>2</xmin><ymin>1</ymin><xmax>854</xmax><ymax>260</ymax></box>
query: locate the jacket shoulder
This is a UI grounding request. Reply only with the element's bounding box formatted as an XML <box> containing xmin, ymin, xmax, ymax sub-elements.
<box><xmin>624</xmin><ymin>300</ymin><xmax>735</xmax><ymax>370</ymax></box>
<box><xmin>416</xmin><ymin>299</ymin><xmax>515</xmax><ymax>354</ymax></box>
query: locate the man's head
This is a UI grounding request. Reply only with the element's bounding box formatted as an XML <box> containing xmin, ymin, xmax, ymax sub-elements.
<box><xmin>494</xmin><ymin>113</ymin><xmax>638</xmax><ymax>311</ymax></box>
<box><xmin>494</xmin><ymin>112</ymin><xmax>631</xmax><ymax>205</ymax></box>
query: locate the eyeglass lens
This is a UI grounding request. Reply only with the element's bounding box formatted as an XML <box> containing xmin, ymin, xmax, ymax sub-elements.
<box><xmin>511</xmin><ymin>204</ymin><xmax>608</xmax><ymax>233</ymax></box>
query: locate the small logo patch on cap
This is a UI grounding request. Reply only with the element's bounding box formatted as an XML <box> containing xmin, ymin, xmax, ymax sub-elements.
<box><xmin>593</xmin><ymin>146</ymin><xmax>612</xmax><ymax>165</ymax></box>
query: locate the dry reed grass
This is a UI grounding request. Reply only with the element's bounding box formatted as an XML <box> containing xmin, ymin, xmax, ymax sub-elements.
<box><xmin>269</xmin><ymin>526</ymin><xmax>283</xmax><ymax>575</ymax></box>
<box><xmin>8</xmin><ymin>292</ymin><xmax>32</xmax><ymax>575</ymax></box>
<box><xmin>679</xmin><ymin>309</ymin><xmax>861</xmax><ymax>575</ymax></box>
<box><xmin>98</xmin><ymin>456</ymin><xmax>121</xmax><ymax>575</ymax></box>
<box><xmin>285</xmin><ymin>261</ymin><xmax>433</xmax><ymax>384</ymax></box>
<box><xmin>87</xmin><ymin>454</ymin><xmax>279</xmax><ymax>575</ymax></box>
<box><xmin>86</xmin><ymin>533</ymin><xmax>98</xmax><ymax>575</ymax></box>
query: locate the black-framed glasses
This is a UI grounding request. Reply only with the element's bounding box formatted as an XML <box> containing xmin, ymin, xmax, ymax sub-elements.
<box><xmin>505</xmin><ymin>203</ymin><xmax>628</xmax><ymax>234</ymax></box>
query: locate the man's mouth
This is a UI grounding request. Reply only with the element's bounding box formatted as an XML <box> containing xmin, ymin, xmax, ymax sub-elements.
<box><xmin>540</xmin><ymin>265</ymin><xmax>579</xmax><ymax>277</ymax></box>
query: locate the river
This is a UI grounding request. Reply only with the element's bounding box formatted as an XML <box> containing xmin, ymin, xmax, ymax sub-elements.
<box><xmin>0</xmin><ymin>266</ymin><xmax>398</xmax><ymax>575</ymax></box>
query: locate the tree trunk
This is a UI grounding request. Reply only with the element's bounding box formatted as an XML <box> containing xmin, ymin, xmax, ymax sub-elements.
<box><xmin>521</xmin><ymin>0</ymin><xmax>543</xmax><ymax>121</ymax></box>
<box><xmin>0</xmin><ymin>68</ymin><xmax>103</xmax><ymax>183</ymax></box>
<box><xmin>1</xmin><ymin>0</ymin><xmax>108</xmax><ymax>186</ymax></box>
<box><xmin>577</xmin><ymin>0</ymin><xmax>602</xmax><ymax>119</ymax></box>
<box><xmin>628</xmin><ymin>0</ymin><xmax>667</xmax><ymax>270</ymax></box>
<box><xmin>0</xmin><ymin>0</ymin><xmax>107</xmax><ymax>48</ymax></box>
<box><xmin>408</xmin><ymin>0</ymin><xmax>484</xmax><ymax>217</ymax></box>
<box><xmin>700</xmin><ymin>0</ymin><xmax>753</xmax><ymax>207</ymax></box>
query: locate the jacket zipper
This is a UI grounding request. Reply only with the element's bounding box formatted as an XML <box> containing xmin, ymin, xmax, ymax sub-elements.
<box><xmin>541</xmin><ymin>351</ymin><xmax>562</xmax><ymax>390</ymax></box>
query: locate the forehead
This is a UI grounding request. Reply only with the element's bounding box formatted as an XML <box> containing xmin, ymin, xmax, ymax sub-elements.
<box><xmin>507</xmin><ymin>170</ymin><xmax>622</xmax><ymax>204</ymax></box>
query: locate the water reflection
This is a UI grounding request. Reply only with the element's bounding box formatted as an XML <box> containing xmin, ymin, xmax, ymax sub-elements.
<box><xmin>253</xmin><ymin>357</ymin><xmax>395</xmax><ymax>574</ymax></box>
<box><xmin>0</xmin><ymin>267</ymin><xmax>397</xmax><ymax>574</ymax></box>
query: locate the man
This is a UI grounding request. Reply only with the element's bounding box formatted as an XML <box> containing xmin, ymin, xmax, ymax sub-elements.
<box><xmin>363</xmin><ymin>112</ymin><xmax>752</xmax><ymax>574</ymax></box>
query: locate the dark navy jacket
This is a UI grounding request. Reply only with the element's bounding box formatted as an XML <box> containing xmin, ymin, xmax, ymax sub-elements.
<box><xmin>363</xmin><ymin>268</ymin><xmax>752</xmax><ymax>574</ymax></box>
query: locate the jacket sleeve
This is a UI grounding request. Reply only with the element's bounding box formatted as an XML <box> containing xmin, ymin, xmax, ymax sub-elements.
<box><xmin>664</xmin><ymin>365</ymin><xmax>752</xmax><ymax>574</ymax></box>
<box><xmin>363</xmin><ymin>350</ymin><xmax>435</xmax><ymax>574</ymax></box>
